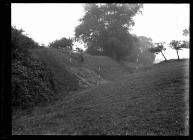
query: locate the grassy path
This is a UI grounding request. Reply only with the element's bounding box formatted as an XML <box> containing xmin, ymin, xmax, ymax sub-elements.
<box><xmin>12</xmin><ymin>60</ymin><xmax>189</xmax><ymax>135</ymax></box>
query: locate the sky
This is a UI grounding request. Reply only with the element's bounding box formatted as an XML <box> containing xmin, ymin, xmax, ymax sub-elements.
<box><xmin>11</xmin><ymin>3</ymin><xmax>190</xmax><ymax>62</ymax></box>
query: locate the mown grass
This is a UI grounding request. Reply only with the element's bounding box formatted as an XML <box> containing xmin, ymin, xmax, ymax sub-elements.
<box><xmin>12</xmin><ymin>59</ymin><xmax>189</xmax><ymax>135</ymax></box>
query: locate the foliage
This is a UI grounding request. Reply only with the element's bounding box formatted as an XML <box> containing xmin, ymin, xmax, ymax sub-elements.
<box><xmin>182</xmin><ymin>28</ymin><xmax>189</xmax><ymax>49</ymax></box>
<box><xmin>86</xmin><ymin>45</ymin><xmax>104</xmax><ymax>55</ymax></box>
<box><xmin>149</xmin><ymin>42</ymin><xmax>167</xmax><ymax>61</ymax></box>
<box><xmin>121</xmin><ymin>35</ymin><xmax>155</xmax><ymax>65</ymax></box>
<box><xmin>183</xmin><ymin>28</ymin><xmax>189</xmax><ymax>37</ymax></box>
<box><xmin>48</xmin><ymin>37</ymin><xmax>73</xmax><ymax>50</ymax></box>
<box><xmin>11</xmin><ymin>26</ymin><xmax>55</xmax><ymax>110</ymax></box>
<box><xmin>12</xmin><ymin>57</ymin><xmax>55</xmax><ymax>109</ymax></box>
<box><xmin>169</xmin><ymin>40</ymin><xmax>189</xmax><ymax>60</ymax></box>
<box><xmin>169</xmin><ymin>40</ymin><xmax>189</xmax><ymax>50</ymax></box>
<box><xmin>104</xmin><ymin>37</ymin><xmax>129</xmax><ymax>61</ymax></box>
<box><xmin>86</xmin><ymin>42</ymin><xmax>104</xmax><ymax>55</ymax></box>
<box><xmin>136</xmin><ymin>36</ymin><xmax>156</xmax><ymax>65</ymax></box>
<box><xmin>123</xmin><ymin>35</ymin><xmax>140</xmax><ymax>63</ymax></box>
<box><xmin>137</xmin><ymin>36</ymin><xmax>154</xmax><ymax>51</ymax></box>
<box><xmin>169</xmin><ymin>40</ymin><xmax>182</xmax><ymax>50</ymax></box>
<box><xmin>138</xmin><ymin>49</ymin><xmax>156</xmax><ymax>65</ymax></box>
<box><xmin>182</xmin><ymin>28</ymin><xmax>189</xmax><ymax>48</ymax></box>
<box><xmin>149</xmin><ymin>42</ymin><xmax>166</xmax><ymax>53</ymax></box>
<box><xmin>75</xmin><ymin>3</ymin><xmax>143</xmax><ymax>61</ymax></box>
<box><xmin>11</xmin><ymin>26</ymin><xmax>39</xmax><ymax>60</ymax></box>
<box><xmin>180</xmin><ymin>40</ymin><xmax>189</xmax><ymax>49</ymax></box>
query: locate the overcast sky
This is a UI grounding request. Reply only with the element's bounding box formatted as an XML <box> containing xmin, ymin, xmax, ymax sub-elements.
<box><xmin>11</xmin><ymin>3</ymin><xmax>189</xmax><ymax>62</ymax></box>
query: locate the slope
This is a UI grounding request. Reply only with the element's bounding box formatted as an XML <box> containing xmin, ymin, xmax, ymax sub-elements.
<box><xmin>12</xmin><ymin>59</ymin><xmax>189</xmax><ymax>135</ymax></box>
<box><xmin>30</xmin><ymin>48</ymin><xmax>130</xmax><ymax>89</ymax></box>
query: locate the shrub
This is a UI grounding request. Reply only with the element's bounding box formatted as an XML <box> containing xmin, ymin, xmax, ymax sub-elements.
<box><xmin>11</xmin><ymin>26</ymin><xmax>39</xmax><ymax>60</ymax></box>
<box><xmin>12</xmin><ymin>53</ymin><xmax>55</xmax><ymax>110</ymax></box>
<box><xmin>11</xmin><ymin>26</ymin><xmax>55</xmax><ymax>110</ymax></box>
<box><xmin>48</xmin><ymin>37</ymin><xmax>73</xmax><ymax>50</ymax></box>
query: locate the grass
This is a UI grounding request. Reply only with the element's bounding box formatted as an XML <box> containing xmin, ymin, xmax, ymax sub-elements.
<box><xmin>31</xmin><ymin>48</ymin><xmax>130</xmax><ymax>80</ymax></box>
<box><xmin>30</xmin><ymin>48</ymin><xmax>80</xmax><ymax>93</ymax></box>
<box><xmin>12</xmin><ymin>49</ymin><xmax>189</xmax><ymax>135</ymax></box>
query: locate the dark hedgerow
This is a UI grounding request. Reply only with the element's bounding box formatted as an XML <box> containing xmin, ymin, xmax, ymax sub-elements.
<box><xmin>12</xmin><ymin>57</ymin><xmax>55</xmax><ymax>109</ymax></box>
<box><xmin>11</xmin><ymin>26</ymin><xmax>56</xmax><ymax>110</ymax></box>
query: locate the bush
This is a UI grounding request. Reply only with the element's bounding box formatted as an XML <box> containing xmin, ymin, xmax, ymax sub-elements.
<box><xmin>11</xmin><ymin>26</ymin><xmax>39</xmax><ymax>60</ymax></box>
<box><xmin>11</xmin><ymin>26</ymin><xmax>55</xmax><ymax>110</ymax></box>
<box><xmin>12</xmin><ymin>52</ymin><xmax>56</xmax><ymax>110</ymax></box>
<box><xmin>48</xmin><ymin>37</ymin><xmax>73</xmax><ymax>50</ymax></box>
<box><xmin>138</xmin><ymin>49</ymin><xmax>156</xmax><ymax>65</ymax></box>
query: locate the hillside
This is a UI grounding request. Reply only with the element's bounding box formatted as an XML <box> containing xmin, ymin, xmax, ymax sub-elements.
<box><xmin>12</xmin><ymin>58</ymin><xmax>189</xmax><ymax>135</ymax></box>
<box><xmin>30</xmin><ymin>48</ymin><xmax>130</xmax><ymax>89</ymax></box>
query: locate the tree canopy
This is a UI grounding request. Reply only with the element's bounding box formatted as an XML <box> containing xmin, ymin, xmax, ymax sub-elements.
<box><xmin>169</xmin><ymin>40</ymin><xmax>182</xmax><ymax>50</ymax></box>
<box><xmin>183</xmin><ymin>28</ymin><xmax>189</xmax><ymax>37</ymax></box>
<box><xmin>149</xmin><ymin>42</ymin><xmax>167</xmax><ymax>61</ymax></box>
<box><xmin>169</xmin><ymin>40</ymin><xmax>189</xmax><ymax>60</ymax></box>
<box><xmin>75</xmin><ymin>3</ymin><xmax>143</xmax><ymax>61</ymax></box>
<box><xmin>48</xmin><ymin>37</ymin><xmax>73</xmax><ymax>50</ymax></box>
<box><xmin>136</xmin><ymin>36</ymin><xmax>156</xmax><ymax>65</ymax></box>
<box><xmin>11</xmin><ymin>26</ymin><xmax>39</xmax><ymax>60</ymax></box>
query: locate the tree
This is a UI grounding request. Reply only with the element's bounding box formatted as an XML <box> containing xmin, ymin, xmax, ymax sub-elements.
<box><xmin>183</xmin><ymin>28</ymin><xmax>189</xmax><ymax>37</ymax></box>
<box><xmin>180</xmin><ymin>40</ymin><xmax>189</xmax><ymax>49</ymax></box>
<box><xmin>149</xmin><ymin>42</ymin><xmax>167</xmax><ymax>61</ymax></box>
<box><xmin>86</xmin><ymin>42</ymin><xmax>104</xmax><ymax>55</ymax></box>
<box><xmin>182</xmin><ymin>28</ymin><xmax>189</xmax><ymax>49</ymax></box>
<box><xmin>104</xmin><ymin>37</ymin><xmax>129</xmax><ymax>61</ymax></box>
<box><xmin>48</xmin><ymin>37</ymin><xmax>73</xmax><ymax>50</ymax></box>
<box><xmin>136</xmin><ymin>36</ymin><xmax>156</xmax><ymax>65</ymax></box>
<box><xmin>11</xmin><ymin>26</ymin><xmax>39</xmax><ymax>60</ymax></box>
<box><xmin>137</xmin><ymin>36</ymin><xmax>154</xmax><ymax>51</ymax></box>
<box><xmin>138</xmin><ymin>49</ymin><xmax>156</xmax><ymax>65</ymax></box>
<box><xmin>75</xmin><ymin>3</ymin><xmax>143</xmax><ymax>61</ymax></box>
<box><xmin>169</xmin><ymin>40</ymin><xmax>189</xmax><ymax>60</ymax></box>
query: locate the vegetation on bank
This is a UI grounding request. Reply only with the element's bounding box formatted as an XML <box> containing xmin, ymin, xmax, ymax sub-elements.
<box><xmin>11</xmin><ymin>27</ymin><xmax>80</xmax><ymax>111</ymax></box>
<box><xmin>12</xmin><ymin>27</ymin><xmax>55</xmax><ymax>110</ymax></box>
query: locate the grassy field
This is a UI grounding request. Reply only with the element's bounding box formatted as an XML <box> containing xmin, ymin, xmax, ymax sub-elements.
<box><xmin>12</xmin><ymin>50</ymin><xmax>189</xmax><ymax>135</ymax></box>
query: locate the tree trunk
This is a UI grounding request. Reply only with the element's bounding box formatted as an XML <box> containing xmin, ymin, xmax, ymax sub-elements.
<box><xmin>176</xmin><ymin>50</ymin><xmax>180</xmax><ymax>60</ymax></box>
<box><xmin>160</xmin><ymin>51</ymin><xmax>167</xmax><ymax>61</ymax></box>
